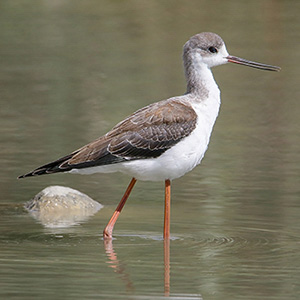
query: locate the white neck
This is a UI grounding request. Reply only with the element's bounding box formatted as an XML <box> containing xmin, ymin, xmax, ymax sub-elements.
<box><xmin>184</xmin><ymin>52</ymin><xmax>219</xmax><ymax>100</ymax></box>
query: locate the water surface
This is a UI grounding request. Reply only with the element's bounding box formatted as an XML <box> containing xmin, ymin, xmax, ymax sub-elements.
<box><xmin>1</xmin><ymin>1</ymin><xmax>300</xmax><ymax>299</ymax></box>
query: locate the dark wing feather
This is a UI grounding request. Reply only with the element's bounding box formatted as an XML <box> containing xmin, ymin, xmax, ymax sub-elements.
<box><xmin>18</xmin><ymin>99</ymin><xmax>197</xmax><ymax>178</ymax></box>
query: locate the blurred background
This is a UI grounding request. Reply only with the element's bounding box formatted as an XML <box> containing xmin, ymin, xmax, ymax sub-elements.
<box><xmin>0</xmin><ymin>1</ymin><xmax>299</xmax><ymax>299</ymax></box>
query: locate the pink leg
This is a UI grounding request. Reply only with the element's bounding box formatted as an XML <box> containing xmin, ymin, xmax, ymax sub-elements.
<box><xmin>164</xmin><ymin>179</ymin><xmax>171</xmax><ymax>239</ymax></box>
<box><xmin>103</xmin><ymin>178</ymin><xmax>137</xmax><ymax>239</ymax></box>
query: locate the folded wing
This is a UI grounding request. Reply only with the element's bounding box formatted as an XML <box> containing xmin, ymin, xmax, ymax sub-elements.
<box><xmin>18</xmin><ymin>99</ymin><xmax>197</xmax><ymax>178</ymax></box>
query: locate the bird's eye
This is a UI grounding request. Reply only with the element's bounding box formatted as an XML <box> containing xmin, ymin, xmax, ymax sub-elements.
<box><xmin>208</xmin><ymin>46</ymin><xmax>218</xmax><ymax>53</ymax></box>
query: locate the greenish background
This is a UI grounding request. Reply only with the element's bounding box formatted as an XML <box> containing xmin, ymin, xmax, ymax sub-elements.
<box><xmin>0</xmin><ymin>1</ymin><xmax>299</xmax><ymax>299</ymax></box>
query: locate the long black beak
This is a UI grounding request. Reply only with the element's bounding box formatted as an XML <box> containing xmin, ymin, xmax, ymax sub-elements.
<box><xmin>226</xmin><ymin>55</ymin><xmax>281</xmax><ymax>71</ymax></box>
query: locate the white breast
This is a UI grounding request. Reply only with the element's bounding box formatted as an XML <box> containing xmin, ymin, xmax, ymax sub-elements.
<box><xmin>70</xmin><ymin>65</ymin><xmax>221</xmax><ymax>182</ymax></box>
<box><xmin>117</xmin><ymin>94</ymin><xmax>220</xmax><ymax>181</ymax></box>
<box><xmin>70</xmin><ymin>86</ymin><xmax>221</xmax><ymax>182</ymax></box>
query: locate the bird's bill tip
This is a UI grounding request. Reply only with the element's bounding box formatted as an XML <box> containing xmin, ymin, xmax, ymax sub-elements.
<box><xmin>226</xmin><ymin>55</ymin><xmax>281</xmax><ymax>72</ymax></box>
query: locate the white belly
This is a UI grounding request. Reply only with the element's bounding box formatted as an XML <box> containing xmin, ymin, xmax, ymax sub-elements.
<box><xmin>70</xmin><ymin>95</ymin><xmax>220</xmax><ymax>181</ymax></box>
<box><xmin>121</xmin><ymin>96</ymin><xmax>220</xmax><ymax>181</ymax></box>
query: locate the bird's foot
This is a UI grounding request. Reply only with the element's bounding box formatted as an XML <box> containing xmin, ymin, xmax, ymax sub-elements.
<box><xmin>103</xmin><ymin>227</ymin><xmax>113</xmax><ymax>239</ymax></box>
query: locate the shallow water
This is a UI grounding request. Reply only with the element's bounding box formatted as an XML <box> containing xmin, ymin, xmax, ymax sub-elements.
<box><xmin>1</xmin><ymin>1</ymin><xmax>300</xmax><ymax>299</ymax></box>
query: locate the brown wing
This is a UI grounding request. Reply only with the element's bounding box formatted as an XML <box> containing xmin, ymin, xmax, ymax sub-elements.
<box><xmin>18</xmin><ymin>99</ymin><xmax>197</xmax><ymax>178</ymax></box>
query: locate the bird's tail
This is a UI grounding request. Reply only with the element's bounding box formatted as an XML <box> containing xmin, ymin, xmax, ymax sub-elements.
<box><xmin>18</xmin><ymin>153</ymin><xmax>75</xmax><ymax>179</ymax></box>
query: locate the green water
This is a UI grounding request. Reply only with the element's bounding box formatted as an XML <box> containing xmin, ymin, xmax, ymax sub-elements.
<box><xmin>1</xmin><ymin>1</ymin><xmax>300</xmax><ymax>299</ymax></box>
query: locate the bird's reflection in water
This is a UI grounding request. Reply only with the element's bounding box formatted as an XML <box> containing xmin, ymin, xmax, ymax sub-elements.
<box><xmin>103</xmin><ymin>237</ymin><xmax>171</xmax><ymax>297</ymax></box>
<box><xmin>103</xmin><ymin>238</ymin><xmax>134</xmax><ymax>293</ymax></box>
<box><xmin>164</xmin><ymin>238</ymin><xmax>170</xmax><ymax>296</ymax></box>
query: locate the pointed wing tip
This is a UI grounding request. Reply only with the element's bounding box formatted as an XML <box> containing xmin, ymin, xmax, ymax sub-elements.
<box><xmin>17</xmin><ymin>168</ymin><xmax>52</xmax><ymax>179</ymax></box>
<box><xmin>17</xmin><ymin>172</ymin><xmax>36</xmax><ymax>179</ymax></box>
<box><xmin>17</xmin><ymin>154</ymin><xmax>75</xmax><ymax>180</ymax></box>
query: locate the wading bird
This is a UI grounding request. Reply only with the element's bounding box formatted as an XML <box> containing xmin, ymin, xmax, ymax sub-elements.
<box><xmin>19</xmin><ymin>32</ymin><xmax>280</xmax><ymax>239</ymax></box>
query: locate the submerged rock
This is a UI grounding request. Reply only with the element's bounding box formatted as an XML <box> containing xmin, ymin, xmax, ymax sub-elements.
<box><xmin>25</xmin><ymin>186</ymin><xmax>103</xmax><ymax>228</ymax></box>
